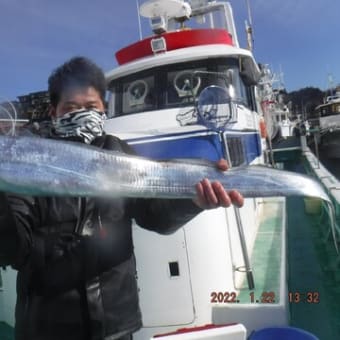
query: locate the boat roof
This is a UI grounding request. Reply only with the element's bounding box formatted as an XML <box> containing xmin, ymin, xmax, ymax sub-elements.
<box><xmin>106</xmin><ymin>1</ymin><xmax>260</xmax><ymax>84</ymax></box>
<box><xmin>106</xmin><ymin>43</ymin><xmax>260</xmax><ymax>83</ymax></box>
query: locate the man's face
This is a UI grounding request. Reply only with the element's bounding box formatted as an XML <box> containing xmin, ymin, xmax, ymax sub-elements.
<box><xmin>50</xmin><ymin>86</ymin><xmax>105</xmax><ymax>118</ymax></box>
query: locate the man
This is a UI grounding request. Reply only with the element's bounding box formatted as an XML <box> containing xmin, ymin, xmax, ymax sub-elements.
<box><xmin>0</xmin><ymin>57</ymin><xmax>243</xmax><ymax>340</ymax></box>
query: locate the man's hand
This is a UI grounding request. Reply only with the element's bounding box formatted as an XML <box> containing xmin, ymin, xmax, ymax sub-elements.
<box><xmin>193</xmin><ymin>159</ymin><xmax>244</xmax><ymax>209</ymax></box>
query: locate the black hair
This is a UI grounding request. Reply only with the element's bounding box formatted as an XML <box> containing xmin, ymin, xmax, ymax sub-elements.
<box><xmin>48</xmin><ymin>56</ymin><xmax>106</xmax><ymax>107</ymax></box>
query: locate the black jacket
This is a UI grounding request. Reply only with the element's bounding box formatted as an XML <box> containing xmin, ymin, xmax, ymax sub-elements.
<box><xmin>0</xmin><ymin>134</ymin><xmax>202</xmax><ymax>340</ymax></box>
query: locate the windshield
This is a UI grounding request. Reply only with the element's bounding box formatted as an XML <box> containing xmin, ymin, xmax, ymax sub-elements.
<box><xmin>107</xmin><ymin>58</ymin><xmax>253</xmax><ymax>118</ymax></box>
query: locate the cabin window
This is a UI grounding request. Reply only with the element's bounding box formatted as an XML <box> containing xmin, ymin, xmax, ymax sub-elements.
<box><xmin>318</xmin><ymin>103</ymin><xmax>340</xmax><ymax>117</ymax></box>
<box><xmin>227</xmin><ymin>136</ymin><xmax>246</xmax><ymax>167</ymax></box>
<box><xmin>107</xmin><ymin>91</ymin><xmax>115</xmax><ymax>118</ymax></box>
<box><xmin>121</xmin><ymin>76</ymin><xmax>156</xmax><ymax>114</ymax></box>
<box><xmin>166</xmin><ymin>67</ymin><xmax>207</xmax><ymax>106</ymax></box>
<box><xmin>217</xmin><ymin>65</ymin><xmax>250</xmax><ymax>107</ymax></box>
<box><xmin>107</xmin><ymin>58</ymin><xmax>254</xmax><ymax>116</ymax></box>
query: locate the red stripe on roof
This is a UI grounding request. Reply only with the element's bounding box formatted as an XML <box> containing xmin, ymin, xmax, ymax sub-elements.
<box><xmin>115</xmin><ymin>29</ymin><xmax>233</xmax><ymax>65</ymax></box>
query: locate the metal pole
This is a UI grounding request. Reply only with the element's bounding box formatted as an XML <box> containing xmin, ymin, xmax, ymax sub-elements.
<box><xmin>221</xmin><ymin>132</ymin><xmax>255</xmax><ymax>290</ymax></box>
<box><xmin>266</xmin><ymin>135</ymin><xmax>276</xmax><ymax>167</ymax></box>
<box><xmin>234</xmin><ymin>207</ymin><xmax>255</xmax><ymax>290</ymax></box>
<box><xmin>135</xmin><ymin>0</ymin><xmax>143</xmax><ymax>40</ymax></box>
<box><xmin>314</xmin><ymin>129</ymin><xmax>320</xmax><ymax>168</ymax></box>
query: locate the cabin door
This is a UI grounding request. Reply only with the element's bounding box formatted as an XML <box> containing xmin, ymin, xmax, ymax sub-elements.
<box><xmin>132</xmin><ymin>224</ymin><xmax>195</xmax><ymax>326</ymax></box>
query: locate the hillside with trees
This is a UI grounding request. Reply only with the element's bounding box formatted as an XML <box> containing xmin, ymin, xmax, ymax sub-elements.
<box><xmin>286</xmin><ymin>87</ymin><xmax>324</xmax><ymax>118</ymax></box>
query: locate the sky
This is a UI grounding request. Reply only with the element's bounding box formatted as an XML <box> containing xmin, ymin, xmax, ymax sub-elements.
<box><xmin>0</xmin><ymin>0</ymin><xmax>339</xmax><ymax>101</ymax></box>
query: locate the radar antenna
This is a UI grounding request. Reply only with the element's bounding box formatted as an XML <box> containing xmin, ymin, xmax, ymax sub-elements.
<box><xmin>140</xmin><ymin>0</ymin><xmax>192</xmax><ymax>34</ymax></box>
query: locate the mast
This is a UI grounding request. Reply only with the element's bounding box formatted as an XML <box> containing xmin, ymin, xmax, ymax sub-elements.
<box><xmin>136</xmin><ymin>0</ymin><xmax>143</xmax><ymax>40</ymax></box>
<box><xmin>245</xmin><ymin>0</ymin><xmax>254</xmax><ymax>51</ymax></box>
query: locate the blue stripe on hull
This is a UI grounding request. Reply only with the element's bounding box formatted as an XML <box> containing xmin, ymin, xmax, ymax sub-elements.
<box><xmin>126</xmin><ymin>132</ymin><xmax>262</xmax><ymax>164</ymax></box>
<box><xmin>243</xmin><ymin>133</ymin><xmax>262</xmax><ymax>164</ymax></box>
<box><xmin>130</xmin><ymin>133</ymin><xmax>223</xmax><ymax>161</ymax></box>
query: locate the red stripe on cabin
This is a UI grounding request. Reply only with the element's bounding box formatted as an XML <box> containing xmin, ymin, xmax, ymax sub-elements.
<box><xmin>115</xmin><ymin>29</ymin><xmax>233</xmax><ymax>65</ymax></box>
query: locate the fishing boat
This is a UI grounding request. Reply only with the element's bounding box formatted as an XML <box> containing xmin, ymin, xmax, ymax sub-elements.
<box><xmin>1</xmin><ymin>1</ymin><xmax>340</xmax><ymax>339</ymax></box>
<box><xmin>258</xmin><ymin>64</ymin><xmax>295</xmax><ymax>141</ymax></box>
<box><xmin>0</xmin><ymin>99</ymin><xmax>28</xmax><ymax>135</ymax></box>
<box><xmin>102</xmin><ymin>1</ymin><xmax>340</xmax><ymax>339</ymax></box>
<box><xmin>313</xmin><ymin>88</ymin><xmax>340</xmax><ymax>159</ymax></box>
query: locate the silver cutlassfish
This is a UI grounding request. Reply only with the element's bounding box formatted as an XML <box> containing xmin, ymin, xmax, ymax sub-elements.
<box><xmin>0</xmin><ymin>135</ymin><xmax>337</xmax><ymax>250</ymax></box>
<box><xmin>0</xmin><ymin>135</ymin><xmax>330</xmax><ymax>200</ymax></box>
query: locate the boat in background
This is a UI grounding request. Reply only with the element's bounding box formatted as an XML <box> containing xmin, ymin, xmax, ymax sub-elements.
<box><xmin>1</xmin><ymin>1</ymin><xmax>340</xmax><ymax>339</ymax></box>
<box><xmin>258</xmin><ymin>64</ymin><xmax>295</xmax><ymax>140</ymax></box>
<box><xmin>0</xmin><ymin>99</ymin><xmax>28</xmax><ymax>135</ymax></box>
<box><xmin>313</xmin><ymin>87</ymin><xmax>340</xmax><ymax>159</ymax></box>
<box><xmin>0</xmin><ymin>91</ymin><xmax>50</xmax><ymax>137</ymax></box>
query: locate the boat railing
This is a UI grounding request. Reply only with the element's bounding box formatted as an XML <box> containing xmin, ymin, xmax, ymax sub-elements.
<box><xmin>189</xmin><ymin>1</ymin><xmax>239</xmax><ymax>47</ymax></box>
<box><xmin>302</xmin><ymin>140</ymin><xmax>340</xmax><ymax>253</ymax></box>
<box><xmin>0</xmin><ymin>118</ymin><xmax>29</xmax><ymax>135</ymax></box>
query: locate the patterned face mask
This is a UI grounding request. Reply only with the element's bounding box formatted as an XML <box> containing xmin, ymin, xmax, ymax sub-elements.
<box><xmin>52</xmin><ymin>109</ymin><xmax>106</xmax><ymax>144</ymax></box>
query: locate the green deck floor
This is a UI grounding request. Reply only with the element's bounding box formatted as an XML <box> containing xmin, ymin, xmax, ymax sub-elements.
<box><xmin>283</xmin><ymin>155</ymin><xmax>340</xmax><ymax>339</ymax></box>
<box><xmin>287</xmin><ymin>196</ymin><xmax>340</xmax><ymax>339</ymax></box>
<box><xmin>238</xmin><ymin>198</ymin><xmax>284</xmax><ymax>303</ymax></box>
